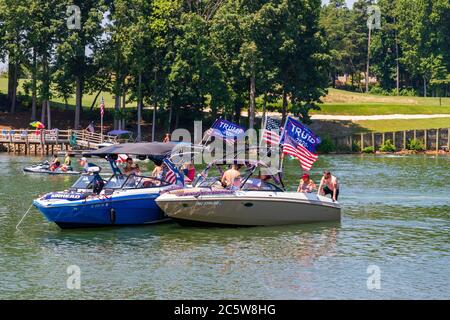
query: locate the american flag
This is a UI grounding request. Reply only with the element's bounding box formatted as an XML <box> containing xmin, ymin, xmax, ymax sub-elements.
<box><xmin>163</xmin><ymin>159</ymin><xmax>183</xmax><ymax>185</ymax></box>
<box><xmin>261</xmin><ymin>117</ymin><xmax>281</xmax><ymax>145</ymax></box>
<box><xmin>116</xmin><ymin>154</ymin><xmax>128</xmax><ymax>163</ymax></box>
<box><xmin>100</xmin><ymin>97</ymin><xmax>105</xmax><ymax>118</ymax></box>
<box><xmin>281</xmin><ymin>117</ymin><xmax>320</xmax><ymax>171</ymax></box>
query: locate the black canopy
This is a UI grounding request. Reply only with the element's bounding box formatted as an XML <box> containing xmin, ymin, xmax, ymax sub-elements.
<box><xmin>84</xmin><ymin>142</ymin><xmax>189</xmax><ymax>165</ymax></box>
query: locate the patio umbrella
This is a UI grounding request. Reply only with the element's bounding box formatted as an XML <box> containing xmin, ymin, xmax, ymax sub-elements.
<box><xmin>30</xmin><ymin>121</ymin><xmax>45</xmax><ymax>129</ymax></box>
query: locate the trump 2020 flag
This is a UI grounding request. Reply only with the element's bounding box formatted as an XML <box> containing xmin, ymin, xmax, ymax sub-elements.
<box><xmin>162</xmin><ymin>159</ymin><xmax>184</xmax><ymax>186</ymax></box>
<box><xmin>205</xmin><ymin>119</ymin><xmax>245</xmax><ymax>145</ymax></box>
<box><xmin>281</xmin><ymin>116</ymin><xmax>321</xmax><ymax>171</ymax></box>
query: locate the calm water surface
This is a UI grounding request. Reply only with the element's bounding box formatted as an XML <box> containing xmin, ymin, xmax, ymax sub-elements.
<box><xmin>0</xmin><ymin>154</ymin><xmax>449</xmax><ymax>299</ymax></box>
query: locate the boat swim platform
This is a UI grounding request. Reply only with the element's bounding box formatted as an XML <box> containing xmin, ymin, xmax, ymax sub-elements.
<box><xmin>0</xmin><ymin>129</ymin><xmax>117</xmax><ymax>155</ymax></box>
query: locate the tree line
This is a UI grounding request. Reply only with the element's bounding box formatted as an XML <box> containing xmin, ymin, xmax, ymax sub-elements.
<box><xmin>0</xmin><ymin>0</ymin><xmax>449</xmax><ymax>140</ymax></box>
<box><xmin>322</xmin><ymin>0</ymin><xmax>449</xmax><ymax>97</ymax></box>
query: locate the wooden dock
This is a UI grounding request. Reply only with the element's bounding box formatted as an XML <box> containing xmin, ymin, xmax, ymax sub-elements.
<box><xmin>334</xmin><ymin>127</ymin><xmax>450</xmax><ymax>152</ymax></box>
<box><xmin>0</xmin><ymin>129</ymin><xmax>117</xmax><ymax>155</ymax></box>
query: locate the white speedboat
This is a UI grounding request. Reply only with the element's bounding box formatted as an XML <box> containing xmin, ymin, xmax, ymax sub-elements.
<box><xmin>156</xmin><ymin>159</ymin><xmax>341</xmax><ymax>227</ymax></box>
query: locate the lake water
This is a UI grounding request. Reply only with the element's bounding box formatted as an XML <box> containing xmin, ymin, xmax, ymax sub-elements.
<box><xmin>0</xmin><ymin>154</ymin><xmax>449</xmax><ymax>299</ymax></box>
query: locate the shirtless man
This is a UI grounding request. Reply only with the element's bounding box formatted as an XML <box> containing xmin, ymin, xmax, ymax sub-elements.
<box><xmin>221</xmin><ymin>164</ymin><xmax>241</xmax><ymax>188</ymax></box>
<box><xmin>318</xmin><ymin>171</ymin><xmax>339</xmax><ymax>201</ymax></box>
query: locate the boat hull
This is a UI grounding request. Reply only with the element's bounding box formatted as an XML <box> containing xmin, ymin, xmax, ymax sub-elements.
<box><xmin>156</xmin><ymin>191</ymin><xmax>341</xmax><ymax>227</ymax></box>
<box><xmin>34</xmin><ymin>191</ymin><xmax>168</xmax><ymax>229</ymax></box>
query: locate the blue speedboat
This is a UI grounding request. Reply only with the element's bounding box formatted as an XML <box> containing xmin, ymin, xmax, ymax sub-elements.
<box><xmin>33</xmin><ymin>142</ymin><xmax>185</xmax><ymax>229</ymax></box>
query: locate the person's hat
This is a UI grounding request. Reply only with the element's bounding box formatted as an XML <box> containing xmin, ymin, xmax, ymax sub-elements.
<box><xmin>302</xmin><ymin>173</ymin><xmax>310</xmax><ymax>180</ymax></box>
<box><xmin>80</xmin><ymin>157</ymin><xmax>87</xmax><ymax>161</ymax></box>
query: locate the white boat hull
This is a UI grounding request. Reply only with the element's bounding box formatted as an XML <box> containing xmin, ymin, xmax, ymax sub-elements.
<box><xmin>156</xmin><ymin>190</ymin><xmax>341</xmax><ymax>226</ymax></box>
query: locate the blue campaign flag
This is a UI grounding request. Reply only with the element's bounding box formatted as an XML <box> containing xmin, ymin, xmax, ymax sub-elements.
<box><xmin>209</xmin><ymin>119</ymin><xmax>245</xmax><ymax>143</ymax></box>
<box><xmin>281</xmin><ymin>116</ymin><xmax>321</xmax><ymax>153</ymax></box>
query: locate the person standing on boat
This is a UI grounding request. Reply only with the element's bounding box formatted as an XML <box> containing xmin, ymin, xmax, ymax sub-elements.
<box><xmin>163</xmin><ymin>133</ymin><xmax>171</xmax><ymax>143</ymax></box>
<box><xmin>78</xmin><ymin>157</ymin><xmax>100</xmax><ymax>173</ymax></box>
<box><xmin>318</xmin><ymin>171</ymin><xmax>339</xmax><ymax>201</ymax></box>
<box><xmin>123</xmin><ymin>157</ymin><xmax>141</xmax><ymax>176</ymax></box>
<box><xmin>297</xmin><ymin>173</ymin><xmax>317</xmax><ymax>193</ymax></box>
<box><xmin>49</xmin><ymin>154</ymin><xmax>61</xmax><ymax>171</ymax></box>
<box><xmin>221</xmin><ymin>164</ymin><xmax>241</xmax><ymax>188</ymax></box>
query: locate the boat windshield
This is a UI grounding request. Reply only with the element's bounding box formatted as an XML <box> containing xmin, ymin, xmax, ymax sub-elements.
<box><xmin>70</xmin><ymin>174</ymin><xmax>97</xmax><ymax>190</ymax></box>
<box><xmin>104</xmin><ymin>174</ymin><xmax>170</xmax><ymax>189</ymax></box>
<box><xmin>241</xmin><ymin>178</ymin><xmax>282</xmax><ymax>192</ymax></box>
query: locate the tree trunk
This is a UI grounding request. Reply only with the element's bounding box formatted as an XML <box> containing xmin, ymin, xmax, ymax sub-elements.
<box><xmin>46</xmin><ymin>101</ymin><xmax>51</xmax><ymax>130</ymax></box>
<box><xmin>152</xmin><ymin>102</ymin><xmax>157</xmax><ymax>142</ymax></box>
<box><xmin>261</xmin><ymin>92</ymin><xmax>267</xmax><ymax>129</ymax></box>
<box><xmin>31</xmin><ymin>49</ymin><xmax>37</xmax><ymax>120</ymax></box>
<box><xmin>423</xmin><ymin>77</ymin><xmax>427</xmax><ymax>97</ymax></box>
<box><xmin>366</xmin><ymin>26</ymin><xmax>372</xmax><ymax>93</ymax></box>
<box><xmin>41</xmin><ymin>100</ymin><xmax>46</xmax><ymax>124</ymax></box>
<box><xmin>121</xmin><ymin>90</ymin><xmax>126</xmax><ymax>130</ymax></box>
<box><xmin>74</xmin><ymin>76</ymin><xmax>82</xmax><ymax>129</ymax></box>
<box><xmin>10</xmin><ymin>62</ymin><xmax>18</xmax><ymax>114</ymax></box>
<box><xmin>7</xmin><ymin>62</ymin><xmax>14</xmax><ymax>101</ymax></box>
<box><xmin>137</xmin><ymin>72</ymin><xmax>142</xmax><ymax>142</ymax></box>
<box><xmin>281</xmin><ymin>90</ymin><xmax>288</xmax><ymax>126</ymax></box>
<box><xmin>249</xmin><ymin>71</ymin><xmax>256</xmax><ymax>130</ymax></box>
<box><xmin>167</xmin><ymin>99</ymin><xmax>173</xmax><ymax>133</ymax></box>
<box><xmin>394</xmin><ymin>17</ymin><xmax>400</xmax><ymax>95</ymax></box>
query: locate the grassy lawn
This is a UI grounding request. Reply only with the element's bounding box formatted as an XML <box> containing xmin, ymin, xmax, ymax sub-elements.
<box><xmin>2</xmin><ymin>78</ymin><xmax>450</xmax><ymax>117</ymax></box>
<box><xmin>354</xmin><ymin>117</ymin><xmax>450</xmax><ymax>133</ymax></box>
<box><xmin>313</xmin><ymin>104</ymin><xmax>450</xmax><ymax>115</ymax></box>
<box><xmin>0</xmin><ymin>78</ymin><xmax>124</xmax><ymax>110</ymax></box>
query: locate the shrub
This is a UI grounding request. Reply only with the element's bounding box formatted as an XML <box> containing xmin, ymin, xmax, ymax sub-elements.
<box><xmin>407</xmin><ymin>139</ymin><xmax>425</xmax><ymax>151</ymax></box>
<box><xmin>380</xmin><ymin>139</ymin><xmax>396</xmax><ymax>152</ymax></box>
<box><xmin>362</xmin><ymin>146</ymin><xmax>375</xmax><ymax>154</ymax></box>
<box><xmin>317</xmin><ymin>135</ymin><xmax>336</xmax><ymax>154</ymax></box>
<box><xmin>352</xmin><ymin>141</ymin><xmax>361</xmax><ymax>152</ymax></box>
<box><xmin>398</xmin><ymin>88</ymin><xmax>417</xmax><ymax>97</ymax></box>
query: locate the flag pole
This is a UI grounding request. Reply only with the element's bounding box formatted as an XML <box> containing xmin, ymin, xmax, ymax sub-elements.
<box><xmin>100</xmin><ymin>96</ymin><xmax>104</xmax><ymax>143</ymax></box>
<box><xmin>279</xmin><ymin>116</ymin><xmax>290</xmax><ymax>173</ymax></box>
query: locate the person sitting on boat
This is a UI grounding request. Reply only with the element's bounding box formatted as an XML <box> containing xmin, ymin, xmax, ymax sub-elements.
<box><xmin>317</xmin><ymin>171</ymin><xmax>339</xmax><ymax>201</ymax></box>
<box><xmin>78</xmin><ymin>157</ymin><xmax>100</xmax><ymax>174</ymax></box>
<box><xmin>123</xmin><ymin>157</ymin><xmax>141</xmax><ymax>176</ymax></box>
<box><xmin>60</xmin><ymin>153</ymin><xmax>73</xmax><ymax>172</ymax></box>
<box><xmin>297</xmin><ymin>173</ymin><xmax>317</xmax><ymax>193</ymax></box>
<box><xmin>221</xmin><ymin>164</ymin><xmax>241</xmax><ymax>188</ymax></box>
<box><xmin>182</xmin><ymin>162</ymin><xmax>196</xmax><ymax>183</ymax></box>
<box><xmin>152</xmin><ymin>164</ymin><xmax>163</xmax><ymax>180</ymax></box>
<box><xmin>49</xmin><ymin>154</ymin><xmax>61</xmax><ymax>171</ymax></box>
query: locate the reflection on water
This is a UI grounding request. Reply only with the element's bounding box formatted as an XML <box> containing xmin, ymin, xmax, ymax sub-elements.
<box><xmin>0</xmin><ymin>154</ymin><xmax>449</xmax><ymax>299</ymax></box>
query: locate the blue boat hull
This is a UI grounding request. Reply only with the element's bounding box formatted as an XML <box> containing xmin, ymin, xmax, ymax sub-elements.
<box><xmin>33</xmin><ymin>194</ymin><xmax>169</xmax><ymax>229</ymax></box>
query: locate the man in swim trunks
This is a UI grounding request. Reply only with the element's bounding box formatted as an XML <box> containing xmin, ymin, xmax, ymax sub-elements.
<box><xmin>221</xmin><ymin>164</ymin><xmax>241</xmax><ymax>188</ymax></box>
<box><xmin>317</xmin><ymin>170</ymin><xmax>339</xmax><ymax>201</ymax></box>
